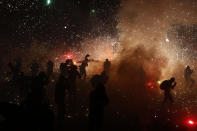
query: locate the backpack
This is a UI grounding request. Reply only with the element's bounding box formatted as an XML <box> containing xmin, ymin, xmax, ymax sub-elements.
<box><xmin>160</xmin><ymin>80</ymin><xmax>168</xmax><ymax>90</ymax></box>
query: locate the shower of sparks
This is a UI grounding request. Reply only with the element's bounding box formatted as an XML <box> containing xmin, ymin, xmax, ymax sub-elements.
<box><xmin>1</xmin><ymin>1</ymin><xmax>197</xmax><ymax>130</ymax></box>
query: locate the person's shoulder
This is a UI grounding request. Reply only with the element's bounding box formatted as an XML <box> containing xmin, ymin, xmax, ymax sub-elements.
<box><xmin>90</xmin><ymin>90</ymin><xmax>96</xmax><ymax>97</ymax></box>
<box><xmin>162</xmin><ymin>80</ymin><xmax>169</xmax><ymax>83</ymax></box>
<box><xmin>160</xmin><ymin>80</ymin><xmax>169</xmax><ymax>86</ymax></box>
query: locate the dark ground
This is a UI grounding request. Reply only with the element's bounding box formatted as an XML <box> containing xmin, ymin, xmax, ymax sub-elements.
<box><xmin>1</xmin><ymin>73</ymin><xmax>197</xmax><ymax>131</ymax></box>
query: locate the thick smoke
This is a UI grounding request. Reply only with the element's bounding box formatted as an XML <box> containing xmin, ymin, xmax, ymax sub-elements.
<box><xmin>104</xmin><ymin>0</ymin><xmax>197</xmax><ymax>122</ymax></box>
<box><xmin>113</xmin><ymin>0</ymin><xmax>197</xmax><ymax>82</ymax></box>
<box><xmin>0</xmin><ymin>0</ymin><xmax>197</xmax><ymax>127</ymax></box>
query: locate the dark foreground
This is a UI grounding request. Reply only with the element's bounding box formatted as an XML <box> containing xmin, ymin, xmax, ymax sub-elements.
<box><xmin>1</xmin><ymin>77</ymin><xmax>197</xmax><ymax>131</ymax></box>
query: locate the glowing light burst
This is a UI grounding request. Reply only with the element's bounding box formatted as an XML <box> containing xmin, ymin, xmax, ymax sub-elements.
<box><xmin>80</xmin><ymin>37</ymin><xmax>117</xmax><ymax>61</ymax></box>
<box><xmin>74</xmin><ymin>36</ymin><xmax>118</xmax><ymax>75</ymax></box>
<box><xmin>46</xmin><ymin>0</ymin><xmax>51</xmax><ymax>6</ymax></box>
<box><xmin>157</xmin><ymin>80</ymin><xmax>161</xmax><ymax>85</ymax></box>
<box><xmin>90</xmin><ymin>9</ymin><xmax>96</xmax><ymax>14</ymax></box>
<box><xmin>186</xmin><ymin>119</ymin><xmax>196</xmax><ymax>126</ymax></box>
<box><xmin>188</xmin><ymin>120</ymin><xmax>194</xmax><ymax>125</ymax></box>
<box><xmin>52</xmin><ymin>36</ymin><xmax>118</xmax><ymax>73</ymax></box>
<box><xmin>147</xmin><ymin>82</ymin><xmax>154</xmax><ymax>89</ymax></box>
<box><xmin>65</xmin><ymin>54</ymin><xmax>72</xmax><ymax>59</ymax></box>
<box><xmin>165</xmin><ymin>38</ymin><xmax>170</xmax><ymax>43</ymax></box>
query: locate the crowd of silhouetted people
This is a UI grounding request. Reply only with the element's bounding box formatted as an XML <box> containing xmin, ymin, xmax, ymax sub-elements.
<box><xmin>1</xmin><ymin>54</ymin><xmax>197</xmax><ymax>130</ymax></box>
<box><xmin>0</xmin><ymin>55</ymin><xmax>111</xmax><ymax>131</ymax></box>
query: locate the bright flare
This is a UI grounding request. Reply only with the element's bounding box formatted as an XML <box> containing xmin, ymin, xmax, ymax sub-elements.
<box><xmin>65</xmin><ymin>54</ymin><xmax>72</xmax><ymax>59</ymax></box>
<box><xmin>165</xmin><ymin>38</ymin><xmax>169</xmax><ymax>43</ymax></box>
<box><xmin>90</xmin><ymin>9</ymin><xmax>96</xmax><ymax>14</ymax></box>
<box><xmin>47</xmin><ymin>0</ymin><xmax>51</xmax><ymax>5</ymax></box>
<box><xmin>147</xmin><ymin>82</ymin><xmax>154</xmax><ymax>89</ymax></box>
<box><xmin>187</xmin><ymin>119</ymin><xmax>195</xmax><ymax>126</ymax></box>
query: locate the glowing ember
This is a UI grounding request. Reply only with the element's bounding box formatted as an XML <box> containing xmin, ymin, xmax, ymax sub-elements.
<box><xmin>187</xmin><ymin>119</ymin><xmax>195</xmax><ymax>126</ymax></box>
<box><xmin>65</xmin><ymin>54</ymin><xmax>72</xmax><ymax>59</ymax></box>
<box><xmin>46</xmin><ymin>0</ymin><xmax>51</xmax><ymax>6</ymax></box>
<box><xmin>147</xmin><ymin>82</ymin><xmax>154</xmax><ymax>89</ymax></box>
<box><xmin>165</xmin><ymin>38</ymin><xmax>170</xmax><ymax>43</ymax></box>
<box><xmin>157</xmin><ymin>81</ymin><xmax>161</xmax><ymax>85</ymax></box>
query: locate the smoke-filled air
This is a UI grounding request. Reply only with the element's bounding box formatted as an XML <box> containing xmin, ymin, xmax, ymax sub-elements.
<box><xmin>1</xmin><ymin>0</ymin><xmax>197</xmax><ymax>130</ymax></box>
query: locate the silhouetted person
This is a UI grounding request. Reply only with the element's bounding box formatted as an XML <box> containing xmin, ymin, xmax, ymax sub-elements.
<box><xmin>47</xmin><ymin>60</ymin><xmax>54</xmax><ymax>77</ymax></box>
<box><xmin>103</xmin><ymin>59</ymin><xmax>111</xmax><ymax>75</ymax></box>
<box><xmin>22</xmin><ymin>71</ymin><xmax>54</xmax><ymax>131</ymax></box>
<box><xmin>184</xmin><ymin>66</ymin><xmax>195</xmax><ymax>88</ymax></box>
<box><xmin>67</xmin><ymin>60</ymin><xmax>81</xmax><ymax>114</ymax></box>
<box><xmin>89</xmin><ymin>74</ymin><xmax>109</xmax><ymax>131</ymax></box>
<box><xmin>30</xmin><ymin>60</ymin><xmax>39</xmax><ymax>77</ymax></box>
<box><xmin>138</xmin><ymin>66</ymin><xmax>146</xmax><ymax>87</ymax></box>
<box><xmin>160</xmin><ymin>77</ymin><xmax>176</xmax><ymax>106</ymax></box>
<box><xmin>55</xmin><ymin>62</ymin><xmax>70</xmax><ymax>130</ymax></box>
<box><xmin>8</xmin><ymin>62</ymin><xmax>17</xmax><ymax>82</ymax></box>
<box><xmin>9</xmin><ymin>57</ymin><xmax>22</xmax><ymax>78</ymax></box>
<box><xmin>8</xmin><ymin>60</ymin><xmax>25</xmax><ymax>101</ymax></box>
<box><xmin>55</xmin><ymin>75</ymin><xmax>67</xmax><ymax>130</ymax></box>
<box><xmin>15</xmin><ymin>57</ymin><xmax>22</xmax><ymax>72</ymax></box>
<box><xmin>8</xmin><ymin>58</ymin><xmax>22</xmax><ymax>75</ymax></box>
<box><xmin>60</xmin><ymin>63</ymin><xmax>65</xmax><ymax>74</ymax></box>
<box><xmin>27</xmin><ymin>71</ymin><xmax>48</xmax><ymax>104</ymax></box>
<box><xmin>80</xmin><ymin>54</ymin><xmax>90</xmax><ymax>79</ymax></box>
<box><xmin>113</xmin><ymin>42</ymin><xmax>119</xmax><ymax>54</ymax></box>
<box><xmin>100</xmin><ymin>71</ymin><xmax>109</xmax><ymax>85</ymax></box>
<box><xmin>8</xmin><ymin>60</ymin><xmax>22</xmax><ymax>82</ymax></box>
<box><xmin>60</xmin><ymin>59</ymin><xmax>70</xmax><ymax>76</ymax></box>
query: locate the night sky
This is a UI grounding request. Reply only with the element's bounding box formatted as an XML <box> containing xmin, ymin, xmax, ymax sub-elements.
<box><xmin>1</xmin><ymin>1</ymin><xmax>197</xmax><ymax>130</ymax></box>
<box><xmin>0</xmin><ymin>0</ymin><xmax>120</xmax><ymax>45</ymax></box>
